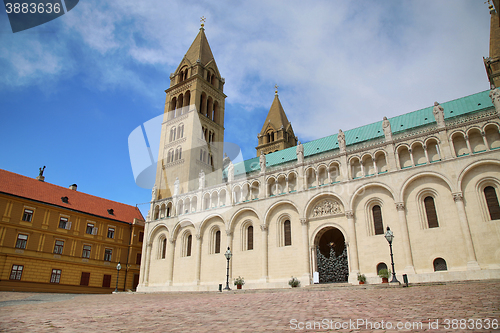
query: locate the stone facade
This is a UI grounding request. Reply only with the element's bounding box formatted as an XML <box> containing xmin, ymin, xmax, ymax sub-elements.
<box><xmin>138</xmin><ymin>18</ymin><xmax>500</xmax><ymax>292</ymax></box>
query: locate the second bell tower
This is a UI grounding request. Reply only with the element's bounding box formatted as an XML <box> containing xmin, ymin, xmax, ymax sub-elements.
<box><xmin>154</xmin><ymin>23</ymin><xmax>226</xmax><ymax>200</ymax></box>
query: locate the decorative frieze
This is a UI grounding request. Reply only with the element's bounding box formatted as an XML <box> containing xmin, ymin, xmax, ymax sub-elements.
<box><xmin>311</xmin><ymin>199</ymin><xmax>343</xmax><ymax>218</ymax></box>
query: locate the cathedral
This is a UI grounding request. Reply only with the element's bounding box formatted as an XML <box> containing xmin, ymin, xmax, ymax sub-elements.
<box><xmin>138</xmin><ymin>6</ymin><xmax>500</xmax><ymax>292</ymax></box>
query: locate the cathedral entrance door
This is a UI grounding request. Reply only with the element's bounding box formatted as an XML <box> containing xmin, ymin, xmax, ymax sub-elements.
<box><xmin>315</xmin><ymin>227</ymin><xmax>348</xmax><ymax>283</ymax></box>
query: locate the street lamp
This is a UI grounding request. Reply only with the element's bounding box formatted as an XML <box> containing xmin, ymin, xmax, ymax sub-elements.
<box><xmin>224</xmin><ymin>247</ymin><xmax>232</xmax><ymax>291</ymax></box>
<box><xmin>115</xmin><ymin>262</ymin><xmax>122</xmax><ymax>292</ymax></box>
<box><xmin>384</xmin><ymin>227</ymin><xmax>399</xmax><ymax>283</ymax></box>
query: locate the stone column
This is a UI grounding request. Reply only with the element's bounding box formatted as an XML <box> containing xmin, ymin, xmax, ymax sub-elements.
<box><xmin>260</xmin><ymin>224</ymin><xmax>269</xmax><ymax>282</ymax></box>
<box><xmin>194</xmin><ymin>234</ymin><xmax>202</xmax><ymax>285</ymax></box>
<box><xmin>141</xmin><ymin>241</ymin><xmax>152</xmax><ymax>286</ymax></box>
<box><xmin>395</xmin><ymin>203</ymin><xmax>415</xmax><ymax>274</ymax></box>
<box><xmin>465</xmin><ymin>135</ymin><xmax>472</xmax><ymax>155</ymax></box>
<box><xmin>166</xmin><ymin>238</ymin><xmax>176</xmax><ymax>285</ymax></box>
<box><xmin>300</xmin><ymin>218</ymin><xmax>311</xmax><ymax>284</ymax></box>
<box><xmin>345</xmin><ymin>211</ymin><xmax>359</xmax><ymax>283</ymax></box>
<box><xmin>226</xmin><ymin>230</ymin><xmax>233</xmax><ymax>280</ymax></box>
<box><xmin>423</xmin><ymin>145</ymin><xmax>430</xmax><ymax>164</ymax></box>
<box><xmin>409</xmin><ymin>148</ymin><xmax>415</xmax><ymax>167</ymax></box>
<box><xmin>482</xmin><ymin>131</ymin><xmax>490</xmax><ymax>151</ymax></box>
<box><xmin>452</xmin><ymin>193</ymin><xmax>480</xmax><ymax>270</ymax></box>
<box><xmin>372</xmin><ymin>159</ymin><xmax>377</xmax><ymax>175</ymax></box>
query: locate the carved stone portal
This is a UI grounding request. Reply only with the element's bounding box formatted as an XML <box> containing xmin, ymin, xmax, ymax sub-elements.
<box><xmin>311</xmin><ymin>199</ymin><xmax>343</xmax><ymax>218</ymax></box>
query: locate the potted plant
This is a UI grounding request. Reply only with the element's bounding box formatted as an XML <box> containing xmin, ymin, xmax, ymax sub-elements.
<box><xmin>234</xmin><ymin>276</ymin><xmax>245</xmax><ymax>289</ymax></box>
<box><xmin>378</xmin><ymin>269</ymin><xmax>390</xmax><ymax>283</ymax></box>
<box><xmin>357</xmin><ymin>273</ymin><xmax>366</xmax><ymax>285</ymax></box>
<box><xmin>288</xmin><ymin>276</ymin><xmax>300</xmax><ymax>288</ymax></box>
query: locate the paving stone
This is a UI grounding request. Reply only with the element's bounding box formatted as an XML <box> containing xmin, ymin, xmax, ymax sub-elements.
<box><xmin>0</xmin><ymin>281</ymin><xmax>498</xmax><ymax>332</ymax></box>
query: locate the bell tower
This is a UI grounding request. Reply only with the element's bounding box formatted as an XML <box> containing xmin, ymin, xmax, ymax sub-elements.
<box><xmin>154</xmin><ymin>21</ymin><xmax>226</xmax><ymax>200</ymax></box>
<box><xmin>256</xmin><ymin>87</ymin><xmax>297</xmax><ymax>156</ymax></box>
<box><xmin>485</xmin><ymin>0</ymin><xmax>500</xmax><ymax>88</ymax></box>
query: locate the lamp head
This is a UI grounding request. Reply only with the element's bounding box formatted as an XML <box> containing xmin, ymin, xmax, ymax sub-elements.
<box><xmin>117</xmin><ymin>262</ymin><xmax>122</xmax><ymax>270</ymax></box>
<box><xmin>224</xmin><ymin>247</ymin><xmax>232</xmax><ymax>260</ymax></box>
<box><xmin>384</xmin><ymin>226</ymin><xmax>394</xmax><ymax>244</ymax></box>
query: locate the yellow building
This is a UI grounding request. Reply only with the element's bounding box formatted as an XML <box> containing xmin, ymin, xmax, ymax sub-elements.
<box><xmin>0</xmin><ymin>169</ymin><xmax>144</xmax><ymax>293</ymax></box>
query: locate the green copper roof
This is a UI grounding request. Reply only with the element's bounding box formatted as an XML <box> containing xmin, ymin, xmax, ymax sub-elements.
<box><xmin>229</xmin><ymin>90</ymin><xmax>492</xmax><ymax>176</ymax></box>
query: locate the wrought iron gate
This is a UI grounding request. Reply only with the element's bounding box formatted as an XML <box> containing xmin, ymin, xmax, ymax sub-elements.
<box><xmin>316</xmin><ymin>243</ymin><xmax>349</xmax><ymax>283</ymax></box>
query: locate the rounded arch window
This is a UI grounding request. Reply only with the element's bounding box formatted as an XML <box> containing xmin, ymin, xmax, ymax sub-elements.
<box><xmin>433</xmin><ymin>258</ymin><xmax>447</xmax><ymax>271</ymax></box>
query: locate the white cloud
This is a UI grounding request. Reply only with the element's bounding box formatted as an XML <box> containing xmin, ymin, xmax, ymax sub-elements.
<box><xmin>0</xmin><ymin>0</ymin><xmax>492</xmax><ymax>145</ymax></box>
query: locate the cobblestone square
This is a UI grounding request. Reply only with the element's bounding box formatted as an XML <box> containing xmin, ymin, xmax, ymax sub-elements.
<box><xmin>0</xmin><ymin>281</ymin><xmax>499</xmax><ymax>332</ymax></box>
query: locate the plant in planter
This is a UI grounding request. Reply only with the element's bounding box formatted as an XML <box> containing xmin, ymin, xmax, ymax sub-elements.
<box><xmin>288</xmin><ymin>276</ymin><xmax>300</xmax><ymax>288</ymax></box>
<box><xmin>378</xmin><ymin>269</ymin><xmax>391</xmax><ymax>283</ymax></box>
<box><xmin>357</xmin><ymin>273</ymin><xmax>366</xmax><ymax>285</ymax></box>
<box><xmin>233</xmin><ymin>276</ymin><xmax>245</xmax><ymax>289</ymax></box>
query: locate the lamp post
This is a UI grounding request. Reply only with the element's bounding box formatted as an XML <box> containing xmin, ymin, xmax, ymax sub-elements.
<box><xmin>115</xmin><ymin>262</ymin><xmax>122</xmax><ymax>292</ymax></box>
<box><xmin>384</xmin><ymin>227</ymin><xmax>399</xmax><ymax>283</ymax></box>
<box><xmin>224</xmin><ymin>247</ymin><xmax>232</xmax><ymax>290</ymax></box>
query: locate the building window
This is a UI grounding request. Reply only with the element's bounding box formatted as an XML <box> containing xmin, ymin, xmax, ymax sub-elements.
<box><xmin>82</xmin><ymin>245</ymin><xmax>91</xmax><ymax>258</ymax></box>
<box><xmin>107</xmin><ymin>228</ymin><xmax>115</xmax><ymax>239</ymax></box>
<box><xmin>372</xmin><ymin>205</ymin><xmax>384</xmax><ymax>235</ymax></box>
<box><xmin>53</xmin><ymin>240</ymin><xmax>64</xmax><ymax>254</ymax></box>
<box><xmin>186</xmin><ymin>235</ymin><xmax>192</xmax><ymax>257</ymax></box>
<box><xmin>50</xmin><ymin>269</ymin><xmax>62</xmax><ymax>283</ymax></box>
<box><xmin>15</xmin><ymin>234</ymin><xmax>28</xmax><ymax>249</ymax></box>
<box><xmin>284</xmin><ymin>220</ymin><xmax>292</xmax><ymax>246</ymax></box>
<box><xmin>247</xmin><ymin>226</ymin><xmax>253</xmax><ymax>250</ymax></box>
<box><xmin>58</xmin><ymin>217</ymin><xmax>71</xmax><ymax>230</ymax></box>
<box><xmin>214</xmin><ymin>230</ymin><xmax>221</xmax><ymax>254</ymax></box>
<box><xmin>424</xmin><ymin>196</ymin><xmax>439</xmax><ymax>228</ymax></box>
<box><xmin>433</xmin><ymin>258</ymin><xmax>448</xmax><ymax>271</ymax></box>
<box><xmin>9</xmin><ymin>265</ymin><xmax>23</xmax><ymax>280</ymax></box>
<box><xmin>22</xmin><ymin>209</ymin><xmax>33</xmax><ymax>222</ymax></box>
<box><xmin>104</xmin><ymin>248</ymin><xmax>112</xmax><ymax>261</ymax></box>
<box><xmin>102</xmin><ymin>274</ymin><xmax>111</xmax><ymax>288</ymax></box>
<box><xmin>139</xmin><ymin>232</ymin><xmax>144</xmax><ymax>242</ymax></box>
<box><xmin>377</xmin><ymin>263</ymin><xmax>387</xmax><ymax>275</ymax></box>
<box><xmin>80</xmin><ymin>272</ymin><xmax>90</xmax><ymax>286</ymax></box>
<box><xmin>484</xmin><ymin>186</ymin><xmax>500</xmax><ymax>220</ymax></box>
<box><xmin>86</xmin><ymin>223</ymin><xmax>97</xmax><ymax>235</ymax></box>
<box><xmin>136</xmin><ymin>252</ymin><xmax>142</xmax><ymax>265</ymax></box>
<box><xmin>160</xmin><ymin>238</ymin><xmax>167</xmax><ymax>259</ymax></box>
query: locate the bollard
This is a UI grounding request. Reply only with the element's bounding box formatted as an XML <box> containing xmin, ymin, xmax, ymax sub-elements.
<box><xmin>402</xmin><ymin>274</ymin><xmax>408</xmax><ymax>287</ymax></box>
<box><xmin>219</xmin><ymin>284</ymin><xmax>222</xmax><ymax>292</ymax></box>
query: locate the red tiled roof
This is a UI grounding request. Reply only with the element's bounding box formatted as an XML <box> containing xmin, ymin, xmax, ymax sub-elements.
<box><xmin>0</xmin><ymin>169</ymin><xmax>144</xmax><ymax>224</ymax></box>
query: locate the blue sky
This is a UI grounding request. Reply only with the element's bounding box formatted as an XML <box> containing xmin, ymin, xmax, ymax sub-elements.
<box><xmin>0</xmin><ymin>1</ymin><xmax>492</xmax><ymax>217</ymax></box>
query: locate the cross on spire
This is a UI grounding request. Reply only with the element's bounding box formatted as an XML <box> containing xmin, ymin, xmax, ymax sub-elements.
<box><xmin>200</xmin><ymin>16</ymin><xmax>206</xmax><ymax>29</ymax></box>
<box><xmin>275</xmin><ymin>84</ymin><xmax>279</xmax><ymax>95</ymax></box>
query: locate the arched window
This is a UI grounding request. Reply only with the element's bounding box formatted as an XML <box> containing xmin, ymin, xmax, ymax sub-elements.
<box><xmin>247</xmin><ymin>226</ymin><xmax>253</xmax><ymax>250</ymax></box>
<box><xmin>178</xmin><ymin>124</ymin><xmax>184</xmax><ymax>139</ymax></box>
<box><xmin>161</xmin><ymin>238</ymin><xmax>167</xmax><ymax>259</ymax></box>
<box><xmin>168</xmin><ymin>149</ymin><xmax>174</xmax><ymax>163</ymax></box>
<box><xmin>372</xmin><ymin>205</ymin><xmax>384</xmax><ymax>235</ymax></box>
<box><xmin>424</xmin><ymin>196</ymin><xmax>439</xmax><ymax>228</ymax></box>
<box><xmin>284</xmin><ymin>220</ymin><xmax>291</xmax><ymax>246</ymax></box>
<box><xmin>484</xmin><ymin>186</ymin><xmax>500</xmax><ymax>220</ymax></box>
<box><xmin>215</xmin><ymin>230</ymin><xmax>221</xmax><ymax>254</ymax></box>
<box><xmin>175</xmin><ymin>149</ymin><xmax>179</xmax><ymax>161</ymax></box>
<box><xmin>377</xmin><ymin>263</ymin><xmax>387</xmax><ymax>275</ymax></box>
<box><xmin>170</xmin><ymin>127</ymin><xmax>176</xmax><ymax>142</ymax></box>
<box><xmin>178</xmin><ymin>147</ymin><xmax>182</xmax><ymax>160</ymax></box>
<box><xmin>433</xmin><ymin>258</ymin><xmax>447</xmax><ymax>271</ymax></box>
<box><xmin>186</xmin><ymin>235</ymin><xmax>192</xmax><ymax>257</ymax></box>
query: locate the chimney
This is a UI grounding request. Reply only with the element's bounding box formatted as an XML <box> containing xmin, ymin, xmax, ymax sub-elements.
<box><xmin>69</xmin><ymin>184</ymin><xmax>77</xmax><ymax>191</ymax></box>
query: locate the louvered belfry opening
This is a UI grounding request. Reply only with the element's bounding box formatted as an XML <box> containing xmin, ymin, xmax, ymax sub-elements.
<box><xmin>247</xmin><ymin>226</ymin><xmax>253</xmax><ymax>250</ymax></box>
<box><xmin>424</xmin><ymin>196</ymin><xmax>439</xmax><ymax>228</ymax></box>
<box><xmin>484</xmin><ymin>186</ymin><xmax>500</xmax><ymax>220</ymax></box>
<box><xmin>372</xmin><ymin>205</ymin><xmax>384</xmax><ymax>235</ymax></box>
<box><xmin>284</xmin><ymin>220</ymin><xmax>292</xmax><ymax>246</ymax></box>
